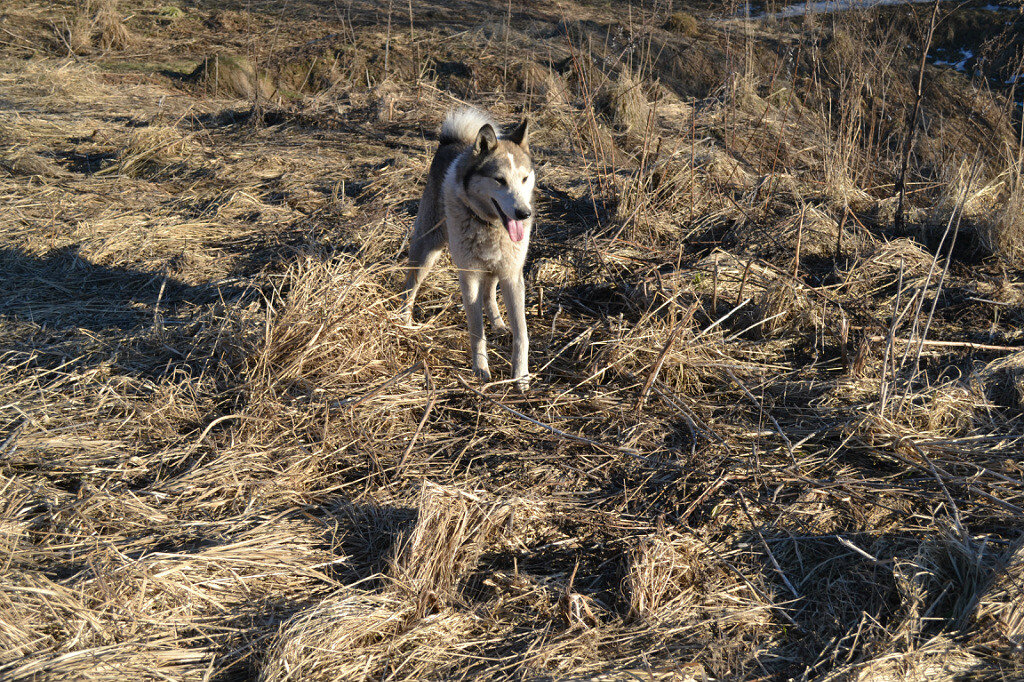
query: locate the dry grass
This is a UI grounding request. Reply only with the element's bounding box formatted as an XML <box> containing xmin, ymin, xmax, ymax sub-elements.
<box><xmin>1</xmin><ymin>1</ymin><xmax>1023</xmax><ymax>680</ymax></box>
<box><xmin>189</xmin><ymin>53</ymin><xmax>274</xmax><ymax>100</ymax></box>
<box><xmin>600</xmin><ymin>67</ymin><xmax>653</xmax><ymax>134</ymax></box>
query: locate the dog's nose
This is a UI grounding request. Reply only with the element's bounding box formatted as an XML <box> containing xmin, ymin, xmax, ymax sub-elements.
<box><xmin>514</xmin><ymin>208</ymin><xmax>531</xmax><ymax>220</ymax></box>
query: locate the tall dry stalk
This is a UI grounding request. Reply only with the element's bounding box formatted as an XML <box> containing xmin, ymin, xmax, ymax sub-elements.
<box><xmin>894</xmin><ymin>0</ymin><xmax>941</xmax><ymax>232</ymax></box>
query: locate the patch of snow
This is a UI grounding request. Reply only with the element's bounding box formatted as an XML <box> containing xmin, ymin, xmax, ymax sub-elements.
<box><xmin>756</xmin><ymin>0</ymin><xmax>1017</xmax><ymax>20</ymax></box>
<box><xmin>934</xmin><ymin>49</ymin><xmax>973</xmax><ymax>73</ymax></box>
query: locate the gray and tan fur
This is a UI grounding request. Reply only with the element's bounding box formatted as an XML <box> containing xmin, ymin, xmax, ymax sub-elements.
<box><xmin>401</xmin><ymin>108</ymin><xmax>535</xmax><ymax>388</ymax></box>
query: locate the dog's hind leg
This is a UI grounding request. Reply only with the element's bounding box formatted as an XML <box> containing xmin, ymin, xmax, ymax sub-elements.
<box><xmin>483</xmin><ymin>274</ymin><xmax>507</xmax><ymax>332</ymax></box>
<box><xmin>401</xmin><ymin>219</ymin><xmax>445</xmax><ymax>323</ymax></box>
<box><xmin>458</xmin><ymin>270</ymin><xmax>490</xmax><ymax>382</ymax></box>
<box><xmin>500</xmin><ymin>274</ymin><xmax>529</xmax><ymax>390</ymax></box>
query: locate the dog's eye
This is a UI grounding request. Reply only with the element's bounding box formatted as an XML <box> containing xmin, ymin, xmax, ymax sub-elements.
<box><xmin>495</xmin><ymin>177</ymin><xmax>507</xmax><ymax>186</ymax></box>
<box><xmin>522</xmin><ymin>176</ymin><xmax>529</xmax><ymax>183</ymax></box>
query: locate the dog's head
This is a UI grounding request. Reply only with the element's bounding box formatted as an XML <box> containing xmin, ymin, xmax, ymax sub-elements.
<box><xmin>463</xmin><ymin>119</ymin><xmax>534</xmax><ymax>243</ymax></box>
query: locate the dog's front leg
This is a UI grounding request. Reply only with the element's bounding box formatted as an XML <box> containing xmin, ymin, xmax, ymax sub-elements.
<box><xmin>501</xmin><ymin>274</ymin><xmax>529</xmax><ymax>390</ymax></box>
<box><xmin>459</xmin><ymin>271</ymin><xmax>490</xmax><ymax>382</ymax></box>
<box><xmin>483</xmin><ymin>274</ymin><xmax>507</xmax><ymax>332</ymax></box>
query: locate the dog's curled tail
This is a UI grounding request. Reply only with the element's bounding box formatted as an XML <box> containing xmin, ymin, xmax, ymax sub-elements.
<box><xmin>439</xmin><ymin>108</ymin><xmax>497</xmax><ymax>146</ymax></box>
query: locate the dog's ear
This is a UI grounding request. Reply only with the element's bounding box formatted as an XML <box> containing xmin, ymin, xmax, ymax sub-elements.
<box><xmin>474</xmin><ymin>124</ymin><xmax>497</xmax><ymax>156</ymax></box>
<box><xmin>508</xmin><ymin>117</ymin><xmax>530</xmax><ymax>150</ymax></box>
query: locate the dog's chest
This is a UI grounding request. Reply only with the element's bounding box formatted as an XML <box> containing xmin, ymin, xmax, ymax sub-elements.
<box><xmin>463</xmin><ymin>221</ymin><xmax>506</xmax><ymax>264</ymax></box>
<box><xmin>448</xmin><ymin>214</ymin><xmax>527</xmax><ymax>274</ymax></box>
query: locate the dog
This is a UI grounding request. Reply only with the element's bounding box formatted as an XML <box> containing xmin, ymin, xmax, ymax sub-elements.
<box><xmin>401</xmin><ymin>108</ymin><xmax>535</xmax><ymax>389</ymax></box>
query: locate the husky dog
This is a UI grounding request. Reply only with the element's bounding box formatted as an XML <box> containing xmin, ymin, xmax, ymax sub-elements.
<box><xmin>401</xmin><ymin>108</ymin><xmax>535</xmax><ymax>389</ymax></box>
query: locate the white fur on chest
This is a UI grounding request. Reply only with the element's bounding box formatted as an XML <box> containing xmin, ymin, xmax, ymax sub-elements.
<box><xmin>442</xmin><ymin>177</ymin><xmax>530</xmax><ymax>278</ymax></box>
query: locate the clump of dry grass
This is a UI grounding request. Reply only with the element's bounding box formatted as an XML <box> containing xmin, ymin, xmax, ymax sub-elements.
<box><xmin>273</xmin><ymin>48</ymin><xmax>344</xmax><ymax>96</ymax></box>
<box><xmin>694</xmin><ymin>250</ymin><xmax>813</xmax><ymax>339</ymax></box>
<box><xmin>9</xmin><ymin>57</ymin><xmax>109</xmax><ymax>102</ymax></box>
<box><xmin>927</xmin><ymin>158</ymin><xmax>1008</xmax><ymax>255</ymax></box>
<box><xmin>694</xmin><ymin>143</ymin><xmax>755</xmax><ymax>193</ymax></box>
<box><xmin>58</xmin><ymin>12</ymin><xmax>94</xmax><ymax>55</ymax></box>
<box><xmin>259</xmin><ymin>591</ymin><xmax>478</xmax><ymax>682</ymax></box>
<box><xmin>189</xmin><ymin>53</ymin><xmax>273</xmax><ymax>100</ymax></box>
<box><xmin>239</xmin><ymin>254</ymin><xmax>410</xmax><ymax>444</ymax></box>
<box><xmin>114</xmin><ymin>125</ymin><xmax>194</xmax><ymax>178</ymax></box>
<box><xmin>613</xmin><ymin>155</ymin><xmax>704</xmax><ymax>244</ymax></box>
<box><xmin>0</xmin><ymin>149</ymin><xmax>65</xmax><ymax>178</ymax></box>
<box><xmin>972</xmin><ymin>351</ymin><xmax>1024</xmax><ymax>411</ymax></box>
<box><xmin>914</xmin><ymin>383</ymin><xmax>981</xmax><ymax>435</ymax></box>
<box><xmin>259</xmin><ymin>483</ymin><xmax>549</xmax><ymax>681</ymax></box>
<box><xmin>975</xmin><ymin>538</ymin><xmax>1024</xmax><ymax>652</ymax></box>
<box><xmin>389</xmin><ymin>482</ymin><xmax>533</xmax><ymax>610</ymax></box>
<box><xmin>978</xmin><ymin>167</ymin><xmax>1024</xmax><ymax>266</ymax></box>
<box><xmin>95</xmin><ymin>0</ymin><xmax>132</xmax><ymax>52</ymax></box>
<box><xmin>623</xmin><ymin>532</ymin><xmax>776</xmax><ymax>673</ymax></box>
<box><xmin>510</xmin><ymin>61</ymin><xmax>569</xmax><ymax>106</ymax></box>
<box><xmin>599</xmin><ymin>67</ymin><xmax>653</xmax><ymax>134</ymax></box>
<box><xmin>370</xmin><ymin>79</ymin><xmax>400</xmax><ymax>122</ymax></box>
<box><xmin>664</xmin><ymin>12</ymin><xmax>699</xmax><ymax>37</ymax></box>
<box><xmin>625</xmin><ymin>533</ymin><xmax>698</xmax><ymax>623</ymax></box>
<box><xmin>836</xmin><ymin>238</ymin><xmax>937</xmax><ymax>305</ymax></box>
<box><xmin>750</xmin><ymin>280</ymin><xmax>813</xmax><ymax>338</ymax></box>
<box><xmin>56</xmin><ymin>0</ymin><xmax>133</xmax><ymax>54</ymax></box>
<box><xmin>816</xmin><ymin>635</ymin><xmax>978</xmax><ymax>682</ymax></box>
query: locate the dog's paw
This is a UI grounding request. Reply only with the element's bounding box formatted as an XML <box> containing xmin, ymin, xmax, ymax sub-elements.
<box><xmin>515</xmin><ymin>375</ymin><xmax>531</xmax><ymax>392</ymax></box>
<box><xmin>475</xmin><ymin>366</ymin><xmax>492</xmax><ymax>383</ymax></box>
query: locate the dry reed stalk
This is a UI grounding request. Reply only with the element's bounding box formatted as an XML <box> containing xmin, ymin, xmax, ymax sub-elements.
<box><xmin>894</xmin><ymin>0</ymin><xmax>941</xmax><ymax>233</ymax></box>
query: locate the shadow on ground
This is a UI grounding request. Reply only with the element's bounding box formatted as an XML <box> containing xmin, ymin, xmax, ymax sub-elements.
<box><xmin>0</xmin><ymin>245</ymin><xmax>243</xmax><ymax>334</ymax></box>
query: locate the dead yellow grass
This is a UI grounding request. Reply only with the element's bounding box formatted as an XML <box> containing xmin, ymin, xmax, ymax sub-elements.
<box><xmin>389</xmin><ymin>482</ymin><xmax>521</xmax><ymax>608</ymax></box>
<box><xmin>0</xmin><ymin>1</ymin><xmax>1022</xmax><ymax>680</ymax></box>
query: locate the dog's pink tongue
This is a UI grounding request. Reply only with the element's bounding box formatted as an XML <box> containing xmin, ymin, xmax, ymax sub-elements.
<box><xmin>505</xmin><ymin>218</ymin><xmax>525</xmax><ymax>242</ymax></box>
